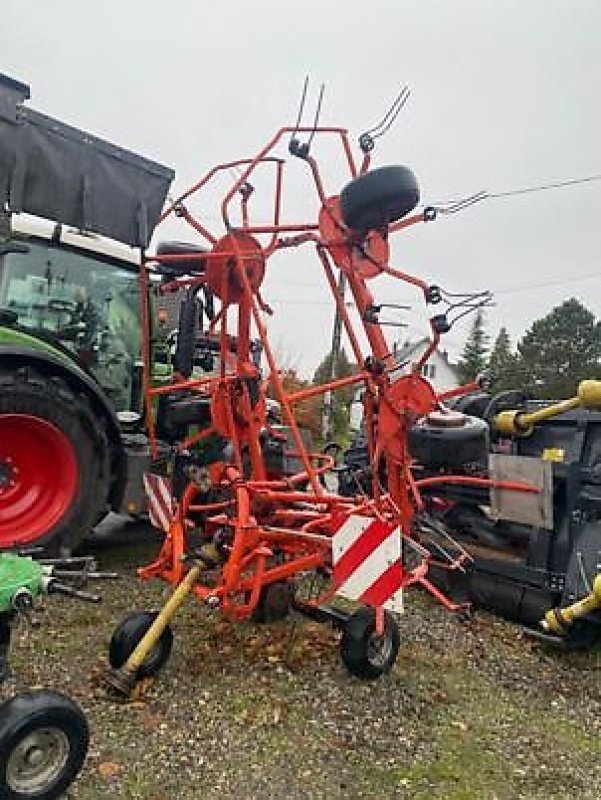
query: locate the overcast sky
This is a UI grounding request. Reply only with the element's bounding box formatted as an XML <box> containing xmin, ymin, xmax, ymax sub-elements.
<box><xmin>3</xmin><ymin>0</ymin><xmax>601</xmax><ymax>377</ymax></box>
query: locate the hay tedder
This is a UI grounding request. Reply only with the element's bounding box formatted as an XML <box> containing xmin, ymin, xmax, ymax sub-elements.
<box><xmin>105</xmin><ymin>92</ymin><xmax>543</xmax><ymax>696</ymax></box>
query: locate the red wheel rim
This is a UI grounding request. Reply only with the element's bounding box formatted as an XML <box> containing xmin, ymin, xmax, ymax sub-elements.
<box><xmin>0</xmin><ymin>415</ymin><xmax>78</xmax><ymax>545</ymax></box>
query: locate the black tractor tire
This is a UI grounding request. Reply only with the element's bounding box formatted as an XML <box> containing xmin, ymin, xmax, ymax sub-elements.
<box><xmin>340</xmin><ymin>607</ymin><xmax>401</xmax><ymax>680</ymax></box>
<box><xmin>173</xmin><ymin>292</ymin><xmax>198</xmax><ymax>379</ymax></box>
<box><xmin>251</xmin><ymin>581</ymin><xmax>294</xmax><ymax>623</ymax></box>
<box><xmin>0</xmin><ymin>690</ymin><xmax>89</xmax><ymax>800</ymax></box>
<box><xmin>0</xmin><ymin>366</ymin><xmax>110</xmax><ymax>554</ymax></box>
<box><xmin>339</xmin><ymin>165</ymin><xmax>420</xmax><ymax>232</ymax></box>
<box><xmin>108</xmin><ymin>611</ymin><xmax>174</xmax><ymax>679</ymax></box>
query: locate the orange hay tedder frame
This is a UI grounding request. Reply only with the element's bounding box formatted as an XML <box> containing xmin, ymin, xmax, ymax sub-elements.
<box><xmin>105</xmin><ymin>88</ymin><xmax>524</xmax><ymax>695</ymax></box>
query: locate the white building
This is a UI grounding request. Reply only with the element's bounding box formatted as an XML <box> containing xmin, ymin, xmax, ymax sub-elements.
<box><xmin>349</xmin><ymin>339</ymin><xmax>460</xmax><ymax>430</ymax></box>
<box><xmin>391</xmin><ymin>338</ymin><xmax>460</xmax><ymax>392</ymax></box>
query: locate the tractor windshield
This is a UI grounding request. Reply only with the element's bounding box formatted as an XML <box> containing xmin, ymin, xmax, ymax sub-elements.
<box><xmin>0</xmin><ymin>239</ymin><xmax>141</xmax><ymax>411</ymax></box>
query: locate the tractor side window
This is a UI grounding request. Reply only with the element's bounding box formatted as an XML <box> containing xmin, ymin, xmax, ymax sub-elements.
<box><xmin>0</xmin><ymin>240</ymin><xmax>141</xmax><ymax>411</ymax></box>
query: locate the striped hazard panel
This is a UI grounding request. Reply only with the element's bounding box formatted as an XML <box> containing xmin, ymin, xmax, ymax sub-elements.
<box><xmin>143</xmin><ymin>472</ymin><xmax>174</xmax><ymax>533</ymax></box>
<box><xmin>332</xmin><ymin>514</ymin><xmax>403</xmax><ymax>613</ymax></box>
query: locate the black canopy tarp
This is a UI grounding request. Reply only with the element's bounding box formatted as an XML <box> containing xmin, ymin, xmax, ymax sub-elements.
<box><xmin>0</xmin><ymin>75</ymin><xmax>174</xmax><ymax>248</ymax></box>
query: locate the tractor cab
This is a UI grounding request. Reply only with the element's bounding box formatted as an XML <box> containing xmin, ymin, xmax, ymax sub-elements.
<box><xmin>0</xmin><ymin>219</ymin><xmax>143</xmax><ymax>412</ymax></box>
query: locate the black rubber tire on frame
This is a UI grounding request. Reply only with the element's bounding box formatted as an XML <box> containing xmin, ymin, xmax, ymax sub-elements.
<box><xmin>108</xmin><ymin>611</ymin><xmax>174</xmax><ymax>679</ymax></box>
<box><xmin>407</xmin><ymin>413</ymin><xmax>489</xmax><ymax>470</ymax></box>
<box><xmin>251</xmin><ymin>581</ymin><xmax>294</xmax><ymax>623</ymax></box>
<box><xmin>173</xmin><ymin>293</ymin><xmax>198</xmax><ymax>379</ymax></box>
<box><xmin>339</xmin><ymin>165</ymin><xmax>420</xmax><ymax>232</ymax></box>
<box><xmin>0</xmin><ymin>690</ymin><xmax>89</xmax><ymax>800</ymax></box>
<box><xmin>340</xmin><ymin>607</ymin><xmax>401</xmax><ymax>680</ymax></box>
<box><xmin>0</xmin><ymin>365</ymin><xmax>110</xmax><ymax>554</ymax></box>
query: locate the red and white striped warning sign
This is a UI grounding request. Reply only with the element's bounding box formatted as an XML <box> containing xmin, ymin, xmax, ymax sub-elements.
<box><xmin>143</xmin><ymin>472</ymin><xmax>174</xmax><ymax>533</ymax></box>
<box><xmin>332</xmin><ymin>514</ymin><xmax>403</xmax><ymax>613</ymax></box>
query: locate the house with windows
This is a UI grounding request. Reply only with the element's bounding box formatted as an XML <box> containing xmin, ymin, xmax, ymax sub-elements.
<box><xmin>349</xmin><ymin>338</ymin><xmax>460</xmax><ymax>430</ymax></box>
<box><xmin>390</xmin><ymin>338</ymin><xmax>460</xmax><ymax>392</ymax></box>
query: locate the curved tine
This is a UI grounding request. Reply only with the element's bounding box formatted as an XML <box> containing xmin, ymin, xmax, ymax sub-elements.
<box><xmin>440</xmin><ymin>287</ymin><xmax>492</xmax><ymax>300</ymax></box>
<box><xmin>364</xmin><ymin>85</ymin><xmax>410</xmax><ymax>137</ymax></box>
<box><xmin>290</xmin><ymin>75</ymin><xmax>310</xmax><ymax>144</ymax></box>
<box><xmin>447</xmin><ymin>297</ymin><xmax>495</xmax><ymax>328</ymax></box>
<box><xmin>306</xmin><ymin>83</ymin><xmax>326</xmax><ymax>148</ymax></box>
<box><xmin>435</xmin><ymin>191</ymin><xmax>488</xmax><ymax>215</ymax></box>
<box><xmin>372</xmin><ymin>86</ymin><xmax>410</xmax><ymax>139</ymax></box>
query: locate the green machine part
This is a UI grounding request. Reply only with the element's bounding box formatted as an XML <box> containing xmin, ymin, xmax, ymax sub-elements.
<box><xmin>0</xmin><ymin>554</ymin><xmax>44</xmax><ymax>614</ymax></box>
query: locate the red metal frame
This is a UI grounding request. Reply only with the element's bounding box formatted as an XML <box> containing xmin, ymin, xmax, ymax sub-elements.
<box><xmin>137</xmin><ymin>123</ymin><xmax>536</xmax><ymax>623</ymax></box>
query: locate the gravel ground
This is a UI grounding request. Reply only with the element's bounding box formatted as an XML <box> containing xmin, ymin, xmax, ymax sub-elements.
<box><xmin>1</xmin><ymin>520</ymin><xmax>600</xmax><ymax>800</ymax></box>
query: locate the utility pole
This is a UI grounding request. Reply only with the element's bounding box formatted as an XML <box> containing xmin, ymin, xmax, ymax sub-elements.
<box><xmin>322</xmin><ymin>270</ymin><xmax>347</xmax><ymax>440</ymax></box>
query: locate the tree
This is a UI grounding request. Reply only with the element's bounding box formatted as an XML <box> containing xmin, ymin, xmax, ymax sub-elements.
<box><xmin>457</xmin><ymin>310</ymin><xmax>489</xmax><ymax>384</ymax></box>
<box><xmin>514</xmin><ymin>298</ymin><xmax>601</xmax><ymax>399</ymax></box>
<box><xmin>487</xmin><ymin>327</ymin><xmax>518</xmax><ymax>391</ymax></box>
<box><xmin>269</xmin><ymin>368</ymin><xmax>322</xmax><ymax>440</ymax></box>
<box><xmin>312</xmin><ymin>348</ymin><xmax>356</xmax><ymax>444</ymax></box>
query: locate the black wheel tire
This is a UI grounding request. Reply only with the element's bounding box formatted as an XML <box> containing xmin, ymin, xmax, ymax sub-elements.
<box><xmin>173</xmin><ymin>293</ymin><xmax>198</xmax><ymax>379</ymax></box>
<box><xmin>0</xmin><ymin>690</ymin><xmax>89</xmax><ymax>800</ymax></box>
<box><xmin>563</xmin><ymin>620</ymin><xmax>601</xmax><ymax>651</ymax></box>
<box><xmin>108</xmin><ymin>612</ymin><xmax>173</xmax><ymax>678</ymax></box>
<box><xmin>408</xmin><ymin>413</ymin><xmax>489</xmax><ymax>470</ymax></box>
<box><xmin>340</xmin><ymin>607</ymin><xmax>400</xmax><ymax>680</ymax></box>
<box><xmin>251</xmin><ymin>581</ymin><xmax>294</xmax><ymax>623</ymax></box>
<box><xmin>339</xmin><ymin>165</ymin><xmax>420</xmax><ymax>232</ymax></box>
<box><xmin>0</xmin><ymin>366</ymin><xmax>110</xmax><ymax>554</ymax></box>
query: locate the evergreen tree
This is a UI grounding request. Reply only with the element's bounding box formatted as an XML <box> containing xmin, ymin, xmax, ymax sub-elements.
<box><xmin>457</xmin><ymin>310</ymin><xmax>489</xmax><ymax>384</ymax></box>
<box><xmin>487</xmin><ymin>327</ymin><xmax>517</xmax><ymax>390</ymax></box>
<box><xmin>514</xmin><ymin>298</ymin><xmax>601</xmax><ymax>398</ymax></box>
<box><xmin>313</xmin><ymin>348</ymin><xmax>355</xmax><ymax>443</ymax></box>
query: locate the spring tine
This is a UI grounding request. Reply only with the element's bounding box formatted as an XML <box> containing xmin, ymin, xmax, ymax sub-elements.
<box><xmin>307</xmin><ymin>83</ymin><xmax>325</xmax><ymax>148</ymax></box>
<box><xmin>365</xmin><ymin>85</ymin><xmax>410</xmax><ymax>137</ymax></box>
<box><xmin>435</xmin><ymin>191</ymin><xmax>488</xmax><ymax>215</ymax></box>
<box><xmin>290</xmin><ymin>75</ymin><xmax>310</xmax><ymax>144</ymax></box>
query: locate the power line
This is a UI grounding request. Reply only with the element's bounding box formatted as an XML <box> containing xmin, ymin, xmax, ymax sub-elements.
<box><xmin>433</xmin><ymin>172</ymin><xmax>601</xmax><ymax>213</ymax></box>
<box><xmin>488</xmin><ymin>174</ymin><xmax>601</xmax><ymax>199</ymax></box>
<box><xmin>493</xmin><ymin>270</ymin><xmax>601</xmax><ymax>296</ymax></box>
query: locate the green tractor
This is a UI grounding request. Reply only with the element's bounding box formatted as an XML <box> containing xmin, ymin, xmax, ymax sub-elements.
<box><xmin>0</xmin><ymin>73</ymin><xmax>175</xmax><ymax>553</ymax></box>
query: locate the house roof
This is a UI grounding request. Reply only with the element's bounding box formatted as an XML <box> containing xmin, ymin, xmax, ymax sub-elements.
<box><xmin>394</xmin><ymin>338</ymin><xmax>455</xmax><ymax>365</ymax></box>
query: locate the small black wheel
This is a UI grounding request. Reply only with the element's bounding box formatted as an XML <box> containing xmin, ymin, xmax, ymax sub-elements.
<box><xmin>251</xmin><ymin>581</ymin><xmax>294</xmax><ymax>623</ymax></box>
<box><xmin>173</xmin><ymin>291</ymin><xmax>199</xmax><ymax>379</ymax></box>
<box><xmin>108</xmin><ymin>611</ymin><xmax>173</xmax><ymax>678</ymax></box>
<box><xmin>339</xmin><ymin>165</ymin><xmax>419</xmax><ymax>231</ymax></box>
<box><xmin>563</xmin><ymin>620</ymin><xmax>601</xmax><ymax>651</ymax></box>
<box><xmin>0</xmin><ymin>690</ymin><xmax>89</xmax><ymax>800</ymax></box>
<box><xmin>340</xmin><ymin>607</ymin><xmax>400</xmax><ymax>680</ymax></box>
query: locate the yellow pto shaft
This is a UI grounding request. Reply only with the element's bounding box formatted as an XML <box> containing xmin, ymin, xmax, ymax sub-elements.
<box><xmin>494</xmin><ymin>380</ymin><xmax>601</xmax><ymax>437</ymax></box>
<box><xmin>105</xmin><ymin>563</ymin><xmax>202</xmax><ymax>697</ymax></box>
<box><xmin>541</xmin><ymin>574</ymin><xmax>601</xmax><ymax>636</ymax></box>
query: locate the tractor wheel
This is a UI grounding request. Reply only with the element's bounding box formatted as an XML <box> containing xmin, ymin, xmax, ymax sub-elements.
<box><xmin>0</xmin><ymin>690</ymin><xmax>89</xmax><ymax>800</ymax></box>
<box><xmin>0</xmin><ymin>367</ymin><xmax>109</xmax><ymax>554</ymax></box>
<box><xmin>339</xmin><ymin>165</ymin><xmax>420</xmax><ymax>232</ymax></box>
<box><xmin>108</xmin><ymin>612</ymin><xmax>174</xmax><ymax>679</ymax></box>
<box><xmin>251</xmin><ymin>581</ymin><xmax>294</xmax><ymax>623</ymax></box>
<box><xmin>340</xmin><ymin>607</ymin><xmax>400</xmax><ymax>680</ymax></box>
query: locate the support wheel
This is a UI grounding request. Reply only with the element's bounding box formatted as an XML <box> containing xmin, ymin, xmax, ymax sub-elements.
<box><xmin>108</xmin><ymin>612</ymin><xmax>173</xmax><ymax>679</ymax></box>
<box><xmin>340</xmin><ymin>607</ymin><xmax>400</xmax><ymax>680</ymax></box>
<box><xmin>0</xmin><ymin>690</ymin><xmax>89</xmax><ymax>800</ymax></box>
<box><xmin>251</xmin><ymin>581</ymin><xmax>294</xmax><ymax>623</ymax></box>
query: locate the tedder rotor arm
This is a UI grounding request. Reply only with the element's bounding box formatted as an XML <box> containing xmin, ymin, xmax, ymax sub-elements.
<box><xmin>494</xmin><ymin>380</ymin><xmax>601</xmax><ymax>437</ymax></box>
